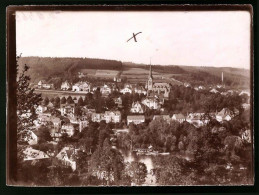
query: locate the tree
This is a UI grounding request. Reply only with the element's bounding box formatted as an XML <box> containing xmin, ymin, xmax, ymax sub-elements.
<box><xmin>67</xmin><ymin>96</ymin><xmax>74</xmax><ymax>104</ymax></box>
<box><xmin>74</xmin><ymin>106</ymin><xmax>82</xmax><ymax>117</ymax></box>
<box><xmin>54</xmin><ymin>97</ymin><xmax>60</xmax><ymax>108</ymax></box>
<box><xmin>43</xmin><ymin>97</ymin><xmax>50</xmax><ymax>106</ymax></box>
<box><xmin>17</xmin><ymin>62</ymin><xmax>42</xmax><ymax>136</ymax></box>
<box><xmin>37</xmin><ymin>126</ymin><xmax>52</xmax><ymax>143</ymax></box>
<box><xmin>61</xmin><ymin>97</ymin><xmax>66</xmax><ymax>104</ymax></box>
<box><xmin>77</xmin><ymin>97</ymin><xmax>84</xmax><ymax>106</ymax></box>
<box><xmin>128</xmin><ymin>161</ymin><xmax>147</xmax><ymax>185</ymax></box>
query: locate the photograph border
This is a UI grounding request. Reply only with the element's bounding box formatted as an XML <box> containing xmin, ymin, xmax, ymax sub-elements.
<box><xmin>3</xmin><ymin>2</ymin><xmax>258</xmax><ymax>194</ymax></box>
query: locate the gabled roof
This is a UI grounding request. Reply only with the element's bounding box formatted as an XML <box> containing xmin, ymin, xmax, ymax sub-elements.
<box><xmin>172</xmin><ymin>113</ymin><xmax>185</xmax><ymax>120</ymax></box>
<box><xmin>127</xmin><ymin>115</ymin><xmax>145</xmax><ymax>120</ymax></box>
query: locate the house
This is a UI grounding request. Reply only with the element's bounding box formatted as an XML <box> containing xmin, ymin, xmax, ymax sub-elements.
<box><xmin>47</xmin><ymin>101</ymin><xmax>54</xmax><ymax>108</ymax></box>
<box><xmin>242</xmin><ymin>103</ymin><xmax>250</xmax><ymax>110</ymax></box>
<box><xmin>56</xmin><ymin>146</ymin><xmax>77</xmax><ymax>171</ymax></box>
<box><xmin>153</xmin><ymin>115</ymin><xmax>171</xmax><ymax>123</ymax></box>
<box><xmin>113</xmin><ymin>97</ymin><xmax>122</xmax><ymax>107</ymax></box>
<box><xmin>141</xmin><ymin>97</ymin><xmax>160</xmax><ymax>110</ymax></box>
<box><xmin>120</xmin><ymin>86</ymin><xmax>132</xmax><ymax>94</ymax></box>
<box><xmin>134</xmin><ymin>86</ymin><xmax>147</xmax><ymax>95</ymax></box>
<box><xmin>79</xmin><ymin>120</ymin><xmax>89</xmax><ymax>132</ymax></box>
<box><xmin>91</xmin><ymin>113</ymin><xmax>106</xmax><ymax>123</ymax></box>
<box><xmin>194</xmin><ymin>85</ymin><xmax>205</xmax><ymax>91</ymax></box>
<box><xmin>114</xmin><ymin>76</ymin><xmax>121</xmax><ymax>82</ymax></box>
<box><xmin>78</xmin><ymin>72</ymin><xmax>86</xmax><ymax>78</ymax></box>
<box><xmin>100</xmin><ymin>84</ymin><xmax>112</xmax><ymax>94</ymax></box>
<box><xmin>21</xmin><ymin>130</ymin><xmax>38</xmax><ymax>145</ymax></box>
<box><xmin>36</xmin><ymin>105</ymin><xmax>47</xmax><ymax>114</ymax></box>
<box><xmin>239</xmin><ymin>90</ymin><xmax>250</xmax><ymax>97</ymax></box>
<box><xmin>60</xmin><ymin>104</ymin><xmax>75</xmax><ymax>118</ymax></box>
<box><xmin>172</xmin><ymin>114</ymin><xmax>185</xmax><ymax>123</ymax></box>
<box><xmin>49</xmin><ymin>128</ymin><xmax>62</xmax><ymax>142</ymax></box>
<box><xmin>127</xmin><ymin>115</ymin><xmax>145</xmax><ymax>125</ymax></box>
<box><xmin>210</xmin><ymin>88</ymin><xmax>219</xmax><ymax>93</ymax></box>
<box><xmin>216</xmin><ymin>108</ymin><xmax>239</xmax><ymax>122</ymax></box>
<box><xmin>186</xmin><ymin>113</ymin><xmax>209</xmax><ymax>127</ymax></box>
<box><xmin>92</xmin><ymin>111</ymin><xmax>121</xmax><ymax>123</ymax></box>
<box><xmin>104</xmin><ymin>111</ymin><xmax>121</xmax><ymax>123</ymax></box>
<box><xmin>130</xmin><ymin>101</ymin><xmax>144</xmax><ymax>113</ymax></box>
<box><xmin>51</xmin><ymin>117</ymin><xmax>61</xmax><ymax>129</ymax></box>
<box><xmin>72</xmin><ymin>81</ymin><xmax>91</xmax><ymax>92</ymax></box>
<box><xmin>184</xmin><ymin>83</ymin><xmax>191</xmax><ymax>88</ymax></box>
<box><xmin>38</xmin><ymin>80</ymin><xmax>54</xmax><ymax>89</ymax></box>
<box><xmin>61</xmin><ymin>124</ymin><xmax>75</xmax><ymax>137</ymax></box>
<box><xmin>23</xmin><ymin>147</ymin><xmax>49</xmax><ymax>161</ymax></box>
<box><xmin>61</xmin><ymin>81</ymin><xmax>71</xmax><ymax>90</ymax></box>
<box><xmin>241</xmin><ymin>129</ymin><xmax>251</xmax><ymax>143</ymax></box>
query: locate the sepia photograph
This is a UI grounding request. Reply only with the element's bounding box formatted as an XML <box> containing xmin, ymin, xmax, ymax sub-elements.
<box><xmin>7</xmin><ymin>5</ymin><xmax>253</xmax><ymax>187</ymax></box>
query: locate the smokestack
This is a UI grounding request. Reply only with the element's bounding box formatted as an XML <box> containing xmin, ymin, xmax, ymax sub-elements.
<box><xmin>222</xmin><ymin>72</ymin><xmax>224</xmax><ymax>84</ymax></box>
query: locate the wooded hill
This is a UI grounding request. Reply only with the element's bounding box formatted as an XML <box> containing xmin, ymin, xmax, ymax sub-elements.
<box><xmin>17</xmin><ymin>56</ymin><xmax>250</xmax><ymax>88</ymax></box>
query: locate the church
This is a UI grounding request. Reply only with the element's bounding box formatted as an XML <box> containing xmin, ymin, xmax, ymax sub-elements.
<box><xmin>145</xmin><ymin>65</ymin><xmax>171</xmax><ymax>99</ymax></box>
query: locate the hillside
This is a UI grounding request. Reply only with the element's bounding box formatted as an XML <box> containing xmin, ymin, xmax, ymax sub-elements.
<box><xmin>17</xmin><ymin>57</ymin><xmax>250</xmax><ymax>88</ymax></box>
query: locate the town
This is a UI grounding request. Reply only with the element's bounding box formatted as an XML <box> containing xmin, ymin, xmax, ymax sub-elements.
<box><xmin>17</xmin><ymin>62</ymin><xmax>252</xmax><ymax>186</ymax></box>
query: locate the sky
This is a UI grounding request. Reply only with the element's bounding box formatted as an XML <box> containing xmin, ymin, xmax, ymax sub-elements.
<box><xmin>16</xmin><ymin>11</ymin><xmax>251</xmax><ymax>69</ymax></box>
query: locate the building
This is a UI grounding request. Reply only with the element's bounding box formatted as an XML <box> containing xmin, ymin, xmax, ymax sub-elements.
<box><xmin>36</xmin><ymin>105</ymin><xmax>47</xmax><ymax>114</ymax></box>
<box><xmin>146</xmin><ymin>65</ymin><xmax>170</xmax><ymax>98</ymax></box>
<box><xmin>61</xmin><ymin>124</ymin><xmax>75</xmax><ymax>137</ymax></box>
<box><xmin>100</xmin><ymin>84</ymin><xmax>112</xmax><ymax>94</ymax></box>
<box><xmin>120</xmin><ymin>86</ymin><xmax>132</xmax><ymax>94</ymax></box>
<box><xmin>72</xmin><ymin>81</ymin><xmax>91</xmax><ymax>92</ymax></box>
<box><xmin>113</xmin><ymin>97</ymin><xmax>122</xmax><ymax>107</ymax></box>
<box><xmin>153</xmin><ymin>115</ymin><xmax>171</xmax><ymax>123</ymax></box>
<box><xmin>141</xmin><ymin>97</ymin><xmax>160</xmax><ymax>110</ymax></box>
<box><xmin>61</xmin><ymin>81</ymin><xmax>71</xmax><ymax>90</ymax></box>
<box><xmin>51</xmin><ymin>117</ymin><xmax>61</xmax><ymax>129</ymax></box>
<box><xmin>56</xmin><ymin>147</ymin><xmax>77</xmax><ymax>171</ymax></box>
<box><xmin>104</xmin><ymin>111</ymin><xmax>121</xmax><ymax>123</ymax></box>
<box><xmin>239</xmin><ymin>90</ymin><xmax>250</xmax><ymax>97</ymax></box>
<box><xmin>210</xmin><ymin>88</ymin><xmax>219</xmax><ymax>93</ymax></box>
<box><xmin>172</xmin><ymin>114</ymin><xmax>185</xmax><ymax>123</ymax></box>
<box><xmin>186</xmin><ymin>113</ymin><xmax>209</xmax><ymax>127</ymax></box>
<box><xmin>91</xmin><ymin>113</ymin><xmax>106</xmax><ymax>123</ymax></box>
<box><xmin>23</xmin><ymin>147</ymin><xmax>49</xmax><ymax>161</ymax></box>
<box><xmin>134</xmin><ymin>86</ymin><xmax>147</xmax><ymax>95</ymax></box>
<box><xmin>60</xmin><ymin>104</ymin><xmax>75</xmax><ymax>118</ymax></box>
<box><xmin>21</xmin><ymin>130</ymin><xmax>38</xmax><ymax>145</ymax></box>
<box><xmin>130</xmin><ymin>101</ymin><xmax>144</xmax><ymax>113</ymax></box>
<box><xmin>216</xmin><ymin>108</ymin><xmax>239</xmax><ymax>122</ymax></box>
<box><xmin>92</xmin><ymin>111</ymin><xmax>121</xmax><ymax>123</ymax></box>
<box><xmin>241</xmin><ymin>129</ymin><xmax>251</xmax><ymax>143</ymax></box>
<box><xmin>38</xmin><ymin>80</ymin><xmax>54</xmax><ymax>89</ymax></box>
<box><xmin>79</xmin><ymin>120</ymin><xmax>89</xmax><ymax>132</ymax></box>
<box><xmin>127</xmin><ymin>115</ymin><xmax>145</xmax><ymax>125</ymax></box>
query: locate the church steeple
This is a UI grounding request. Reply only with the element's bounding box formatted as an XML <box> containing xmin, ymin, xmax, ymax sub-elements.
<box><xmin>149</xmin><ymin>58</ymin><xmax>153</xmax><ymax>79</ymax></box>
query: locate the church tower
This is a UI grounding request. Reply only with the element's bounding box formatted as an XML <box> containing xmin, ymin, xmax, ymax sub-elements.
<box><xmin>147</xmin><ymin>61</ymin><xmax>153</xmax><ymax>91</ymax></box>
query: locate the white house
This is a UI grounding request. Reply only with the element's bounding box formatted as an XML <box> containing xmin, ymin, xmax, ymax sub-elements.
<box><xmin>120</xmin><ymin>86</ymin><xmax>132</xmax><ymax>94</ymax></box>
<box><xmin>56</xmin><ymin>147</ymin><xmax>77</xmax><ymax>171</ymax></box>
<box><xmin>21</xmin><ymin>130</ymin><xmax>38</xmax><ymax>145</ymax></box>
<box><xmin>51</xmin><ymin>117</ymin><xmax>61</xmax><ymax>129</ymax></box>
<box><xmin>79</xmin><ymin>120</ymin><xmax>89</xmax><ymax>132</ymax></box>
<box><xmin>104</xmin><ymin>111</ymin><xmax>121</xmax><ymax>123</ymax></box>
<box><xmin>130</xmin><ymin>101</ymin><xmax>144</xmax><ymax>113</ymax></box>
<box><xmin>100</xmin><ymin>84</ymin><xmax>112</xmax><ymax>94</ymax></box>
<box><xmin>134</xmin><ymin>86</ymin><xmax>147</xmax><ymax>95</ymax></box>
<box><xmin>210</xmin><ymin>88</ymin><xmax>219</xmax><ymax>93</ymax></box>
<box><xmin>61</xmin><ymin>124</ymin><xmax>75</xmax><ymax>137</ymax></box>
<box><xmin>172</xmin><ymin>114</ymin><xmax>185</xmax><ymax>123</ymax></box>
<box><xmin>23</xmin><ymin>147</ymin><xmax>49</xmax><ymax>161</ymax></box>
<box><xmin>38</xmin><ymin>80</ymin><xmax>54</xmax><ymax>89</ymax></box>
<box><xmin>186</xmin><ymin>113</ymin><xmax>209</xmax><ymax>127</ymax></box>
<box><xmin>241</xmin><ymin>129</ymin><xmax>251</xmax><ymax>143</ymax></box>
<box><xmin>153</xmin><ymin>115</ymin><xmax>171</xmax><ymax>123</ymax></box>
<box><xmin>216</xmin><ymin>108</ymin><xmax>239</xmax><ymax>122</ymax></box>
<box><xmin>113</xmin><ymin>97</ymin><xmax>122</xmax><ymax>107</ymax></box>
<box><xmin>36</xmin><ymin>105</ymin><xmax>47</xmax><ymax>114</ymax></box>
<box><xmin>91</xmin><ymin>113</ymin><xmax>106</xmax><ymax>123</ymax></box>
<box><xmin>60</xmin><ymin>104</ymin><xmax>75</xmax><ymax>118</ymax></box>
<box><xmin>127</xmin><ymin>115</ymin><xmax>145</xmax><ymax>125</ymax></box>
<box><xmin>141</xmin><ymin>97</ymin><xmax>160</xmax><ymax>110</ymax></box>
<box><xmin>72</xmin><ymin>81</ymin><xmax>91</xmax><ymax>92</ymax></box>
<box><xmin>61</xmin><ymin>81</ymin><xmax>71</xmax><ymax>90</ymax></box>
<box><xmin>239</xmin><ymin>90</ymin><xmax>250</xmax><ymax>97</ymax></box>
